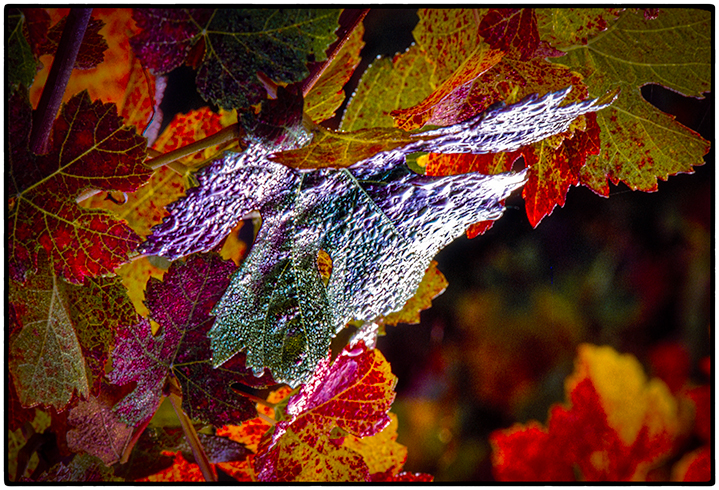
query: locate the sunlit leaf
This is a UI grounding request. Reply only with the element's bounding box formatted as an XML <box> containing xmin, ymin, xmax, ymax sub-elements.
<box><xmin>254</xmin><ymin>342</ymin><xmax>396</xmax><ymax>481</ymax></box>
<box><xmin>341</xmin><ymin>44</ymin><xmax>434</xmax><ymax>131</ymax></box>
<box><xmin>305</xmin><ymin>21</ymin><xmax>364</xmax><ymax>123</ymax></box>
<box><xmin>141</xmin><ymin>88</ymin><xmax>612</xmax><ymax>386</ymax></box>
<box><xmin>535</xmin><ymin>8</ymin><xmax>624</xmax><ymax>50</ymax></box>
<box><xmin>477</xmin><ymin>9</ymin><xmax>540</xmax><ymax>61</ymax></box>
<box><xmin>381</xmin><ymin>261</ymin><xmax>448</xmax><ymax>326</ymax></box>
<box><xmin>9</xmin><ymin>90</ymin><xmax>150</xmax><ymax>284</ymax></box>
<box><xmin>551</xmin><ymin>8</ymin><xmax>711</xmax><ymax>196</ymax></box>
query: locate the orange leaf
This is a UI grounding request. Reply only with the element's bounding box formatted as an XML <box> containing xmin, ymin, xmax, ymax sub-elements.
<box><xmin>491</xmin><ymin>344</ymin><xmax>681</xmax><ymax>481</ymax></box>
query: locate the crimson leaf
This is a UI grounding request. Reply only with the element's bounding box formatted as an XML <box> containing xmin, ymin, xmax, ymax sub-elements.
<box><xmin>108</xmin><ymin>253</ymin><xmax>274</xmax><ymax>428</ymax></box>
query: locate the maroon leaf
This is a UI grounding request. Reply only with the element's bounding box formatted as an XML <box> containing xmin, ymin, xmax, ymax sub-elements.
<box><xmin>108</xmin><ymin>253</ymin><xmax>272</xmax><ymax>427</ymax></box>
<box><xmin>478</xmin><ymin>9</ymin><xmax>540</xmax><ymax>61</ymax></box>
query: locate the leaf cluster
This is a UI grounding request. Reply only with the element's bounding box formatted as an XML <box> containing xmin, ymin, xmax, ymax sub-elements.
<box><xmin>7</xmin><ymin>7</ymin><xmax>710</xmax><ymax>483</ymax></box>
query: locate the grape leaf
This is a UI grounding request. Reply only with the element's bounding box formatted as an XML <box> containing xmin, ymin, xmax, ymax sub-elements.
<box><xmin>304</xmin><ymin>20</ymin><xmax>364</xmax><ymax>123</ymax></box>
<box><xmin>342</xmin><ymin>412</ymin><xmax>407</xmax><ymax>476</ymax></box>
<box><xmin>394</xmin><ymin>52</ymin><xmax>588</xmax><ymax>132</ymax></box>
<box><xmin>8</xmin><ymin>90</ymin><xmax>151</xmax><ymax>284</ymax></box>
<box><xmin>477</xmin><ymin>9</ymin><xmax>540</xmax><ymax>61</ymax></box>
<box><xmin>490</xmin><ymin>344</ymin><xmax>681</xmax><ymax>481</ymax></box>
<box><xmin>535</xmin><ymin>8</ymin><xmax>624</xmax><ymax>50</ymax></box>
<box><xmin>9</xmin><ymin>263</ymin><xmax>88</xmax><ymax>411</ymax></box>
<box><xmin>130</xmin><ymin>8</ymin><xmax>341</xmax><ymax>110</ymax></box>
<box><xmin>381</xmin><ymin>261</ymin><xmax>448</xmax><ymax>326</ymax></box>
<box><xmin>108</xmin><ymin>253</ymin><xmax>272</xmax><ymax>428</ymax></box>
<box><xmin>141</xmin><ymin>88</ymin><xmax>613</xmax><ymax>386</ymax></box>
<box><xmin>66</xmin><ymin>392</ymin><xmax>134</xmax><ymax>466</ymax></box>
<box><xmin>254</xmin><ymin>342</ymin><xmax>396</xmax><ymax>482</ymax></box>
<box><xmin>550</xmin><ymin>8</ymin><xmax>711</xmax><ymax>196</ymax></box>
<box><xmin>29</xmin><ymin>9</ymin><xmax>155</xmax><ymax>114</ymax></box>
<box><xmin>341</xmin><ymin>44</ymin><xmax>434</xmax><ymax>131</ymax></box>
<box><xmin>9</xmin><ymin>253</ymin><xmax>137</xmax><ymax>411</ymax></box>
<box><xmin>20</xmin><ymin>7</ymin><xmax>51</xmax><ymax>56</ymax></box>
<box><xmin>33</xmin><ymin>453</ymin><xmax>123</xmax><ymax>482</ymax></box>
<box><xmin>390</xmin><ymin>46</ymin><xmax>505</xmax><ymax>131</ymax></box>
<box><xmin>8</xmin><ymin>8</ymin><xmax>39</xmax><ymax>90</ymax></box>
<box><xmin>38</xmin><ymin>16</ymin><xmax>108</xmax><ymax>69</ymax></box>
<box><xmin>412</xmin><ymin>9</ymin><xmax>486</xmax><ymax>87</ymax></box>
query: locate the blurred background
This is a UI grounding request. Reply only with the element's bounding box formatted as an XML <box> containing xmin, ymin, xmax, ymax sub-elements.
<box><xmin>160</xmin><ymin>9</ymin><xmax>713</xmax><ymax>481</ymax></box>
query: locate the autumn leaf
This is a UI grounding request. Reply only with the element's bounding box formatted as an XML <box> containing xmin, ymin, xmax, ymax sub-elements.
<box><xmin>490</xmin><ymin>344</ymin><xmax>681</xmax><ymax>481</ymax></box>
<box><xmin>9</xmin><ymin>90</ymin><xmax>150</xmax><ymax>284</ymax></box>
<box><xmin>8</xmin><ymin>252</ymin><xmax>133</xmax><ymax>411</ymax></box>
<box><xmin>29</xmin><ymin>8</ymin><xmax>156</xmax><ymax>114</ymax></box>
<box><xmin>254</xmin><ymin>342</ymin><xmax>396</xmax><ymax>481</ymax></box>
<box><xmin>381</xmin><ymin>261</ymin><xmax>448</xmax><ymax>326</ymax></box>
<box><xmin>550</xmin><ymin>8</ymin><xmax>711</xmax><ymax>196</ymax></box>
<box><xmin>389</xmin><ymin>47</ymin><xmax>505</xmax><ymax>131</ymax></box>
<box><xmin>304</xmin><ymin>20</ymin><xmax>364</xmax><ymax>123</ymax></box>
<box><xmin>342</xmin><ymin>412</ymin><xmax>406</xmax><ymax>476</ymax></box>
<box><xmin>130</xmin><ymin>8</ymin><xmax>341</xmax><ymax>110</ymax></box>
<box><xmin>477</xmin><ymin>9</ymin><xmax>540</xmax><ymax>61</ymax></box>
<box><xmin>8</xmin><ymin>8</ymin><xmax>40</xmax><ymax>90</ymax></box>
<box><xmin>341</xmin><ymin>44</ymin><xmax>434</xmax><ymax>131</ymax></box>
<box><xmin>108</xmin><ymin>253</ymin><xmax>272</xmax><ymax>428</ymax></box>
<box><xmin>412</xmin><ymin>9</ymin><xmax>486</xmax><ymax>88</ymax></box>
<box><xmin>66</xmin><ymin>391</ymin><xmax>134</xmax><ymax>466</ymax></box>
<box><xmin>38</xmin><ymin>16</ymin><xmax>108</xmax><ymax>69</ymax></box>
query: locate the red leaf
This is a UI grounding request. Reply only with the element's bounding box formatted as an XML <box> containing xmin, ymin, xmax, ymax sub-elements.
<box><xmin>478</xmin><ymin>9</ymin><xmax>540</xmax><ymax>61</ymax></box>
<box><xmin>108</xmin><ymin>253</ymin><xmax>269</xmax><ymax>427</ymax></box>
<box><xmin>254</xmin><ymin>342</ymin><xmax>397</xmax><ymax>481</ymax></box>
<box><xmin>491</xmin><ymin>344</ymin><xmax>681</xmax><ymax>481</ymax></box>
<box><xmin>130</xmin><ymin>9</ymin><xmax>211</xmax><ymax>75</ymax></box>
<box><xmin>39</xmin><ymin>15</ymin><xmax>108</xmax><ymax>69</ymax></box>
<box><xmin>9</xmin><ymin>90</ymin><xmax>150</xmax><ymax>284</ymax></box>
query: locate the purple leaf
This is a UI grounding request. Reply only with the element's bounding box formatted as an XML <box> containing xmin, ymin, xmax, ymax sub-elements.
<box><xmin>108</xmin><ymin>253</ymin><xmax>272</xmax><ymax>427</ymax></box>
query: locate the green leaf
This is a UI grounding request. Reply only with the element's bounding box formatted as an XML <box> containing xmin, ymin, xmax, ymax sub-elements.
<box><xmin>535</xmin><ymin>8</ymin><xmax>624</xmax><ymax>50</ymax></box>
<box><xmin>550</xmin><ymin>8</ymin><xmax>711</xmax><ymax>195</ymax></box>
<box><xmin>131</xmin><ymin>9</ymin><xmax>341</xmax><ymax>110</ymax></box>
<box><xmin>341</xmin><ymin>44</ymin><xmax>434</xmax><ymax>131</ymax></box>
<box><xmin>9</xmin><ymin>258</ymin><xmax>89</xmax><ymax>411</ymax></box>
<box><xmin>9</xmin><ymin>253</ymin><xmax>137</xmax><ymax>411</ymax></box>
<box><xmin>7</xmin><ymin>9</ymin><xmax>38</xmax><ymax>91</ymax></box>
<box><xmin>305</xmin><ymin>21</ymin><xmax>365</xmax><ymax>123</ymax></box>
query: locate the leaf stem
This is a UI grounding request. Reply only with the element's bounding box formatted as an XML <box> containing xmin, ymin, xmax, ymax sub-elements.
<box><xmin>301</xmin><ymin>8</ymin><xmax>369</xmax><ymax>97</ymax></box>
<box><xmin>30</xmin><ymin>8</ymin><xmax>93</xmax><ymax>154</ymax></box>
<box><xmin>146</xmin><ymin>123</ymin><xmax>240</xmax><ymax>170</ymax></box>
<box><xmin>166</xmin><ymin>377</ymin><xmax>217</xmax><ymax>482</ymax></box>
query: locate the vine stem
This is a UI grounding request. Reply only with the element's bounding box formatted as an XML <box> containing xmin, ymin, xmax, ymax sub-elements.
<box><xmin>166</xmin><ymin>377</ymin><xmax>217</xmax><ymax>482</ymax></box>
<box><xmin>300</xmin><ymin>8</ymin><xmax>369</xmax><ymax>97</ymax></box>
<box><xmin>30</xmin><ymin>8</ymin><xmax>93</xmax><ymax>154</ymax></box>
<box><xmin>146</xmin><ymin>124</ymin><xmax>241</xmax><ymax>170</ymax></box>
